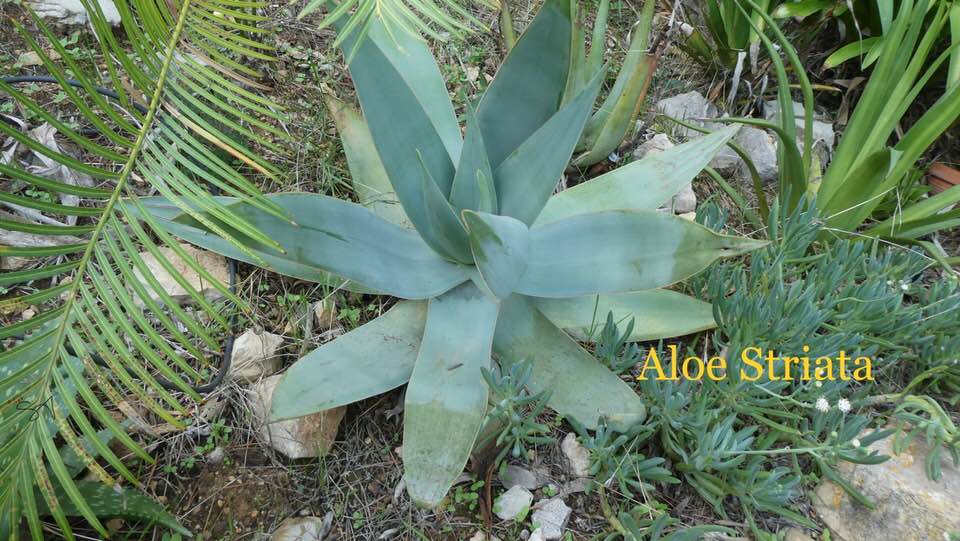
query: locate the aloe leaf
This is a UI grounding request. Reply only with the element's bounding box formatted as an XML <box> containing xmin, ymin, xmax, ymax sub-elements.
<box><xmin>337</xmin><ymin>14</ymin><xmax>459</xmax><ymax>241</ymax></box>
<box><xmin>417</xmin><ymin>153</ymin><xmax>473</xmax><ymax>262</ymax></box>
<box><xmin>519</xmin><ymin>210</ymin><xmax>767</xmax><ymax>297</ymax></box>
<box><xmin>139</xmin><ymin>194</ymin><xmax>470</xmax><ymax>299</ymax></box>
<box><xmin>476</xmin><ymin>0</ymin><xmax>573</xmax><ymax>168</ymax></box>
<box><xmin>575</xmin><ymin>0</ymin><xmax>656</xmax><ymax>165</ymax></box>
<box><xmin>538</xmin><ymin>127</ymin><xmax>739</xmax><ymax>223</ymax></box>
<box><xmin>462</xmin><ymin>211</ymin><xmax>530</xmax><ymax>299</ymax></box>
<box><xmin>271</xmin><ymin>301</ymin><xmax>426</xmax><ymax>421</ymax></box>
<box><xmin>337</xmin><ymin>14</ymin><xmax>461</xmax><ymax>163</ymax></box>
<box><xmin>536</xmin><ymin>290</ymin><xmax>716</xmax><ymax>342</ymax></box>
<box><xmin>37</xmin><ymin>481</ymin><xmax>190</xmax><ymax>536</ymax></box>
<box><xmin>450</xmin><ymin>107</ymin><xmax>496</xmax><ymax>214</ymax></box>
<box><xmin>324</xmin><ymin>95</ymin><xmax>411</xmax><ymax>227</ymax></box>
<box><xmin>575</xmin><ymin>53</ymin><xmax>656</xmax><ymax>166</ymax></box>
<box><xmin>496</xmin><ymin>66</ymin><xmax>606</xmax><ymax>225</ymax></box>
<box><xmin>403</xmin><ymin>283</ymin><xmax>498</xmax><ymax>507</ymax></box>
<box><xmin>494</xmin><ymin>295</ymin><xmax>645</xmax><ymax>431</ymax></box>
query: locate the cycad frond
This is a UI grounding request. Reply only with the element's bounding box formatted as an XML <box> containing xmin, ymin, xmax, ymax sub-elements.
<box><xmin>0</xmin><ymin>0</ymin><xmax>285</xmax><ymax>536</ymax></box>
<box><xmin>301</xmin><ymin>0</ymin><xmax>495</xmax><ymax>43</ymax></box>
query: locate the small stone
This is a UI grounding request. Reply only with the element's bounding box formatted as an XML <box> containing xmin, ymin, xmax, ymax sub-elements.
<box><xmin>782</xmin><ymin>528</ymin><xmax>815</xmax><ymax>541</ymax></box>
<box><xmin>559</xmin><ymin>477</ymin><xmax>592</xmax><ymax>497</ymax></box>
<box><xmin>16</xmin><ymin>50</ymin><xmax>60</xmax><ymax>67</ymax></box>
<box><xmin>811</xmin><ymin>433</ymin><xmax>960</xmax><ymax>541</ymax></box>
<box><xmin>206</xmin><ymin>446</ymin><xmax>226</xmax><ymax>465</ymax></box>
<box><xmin>250</xmin><ymin>375</ymin><xmax>346</xmax><ymax>459</ymax></box>
<box><xmin>655</xmin><ymin>91</ymin><xmax>720</xmax><ymax>138</ymax></box>
<box><xmin>669</xmin><ymin>185</ymin><xmax>697</xmax><ymax>214</ymax></box>
<box><xmin>30</xmin><ymin>0</ymin><xmax>121</xmax><ymax>25</ymax></box>
<box><xmin>465</xmin><ymin>66</ymin><xmax>480</xmax><ymax>83</ymax></box>
<box><xmin>313</xmin><ymin>298</ymin><xmax>338</xmax><ymax>330</ymax></box>
<box><xmin>468</xmin><ymin>531</ymin><xmax>501</xmax><ymax>541</ymax></box>
<box><xmin>229</xmin><ymin>329</ymin><xmax>284</xmax><ymax>382</ymax></box>
<box><xmin>133</xmin><ymin>242</ymin><xmax>229</xmax><ymax>306</ymax></box>
<box><xmin>499</xmin><ymin>465</ymin><xmax>540</xmax><ymax>491</ymax></box>
<box><xmin>528</xmin><ymin>529</ymin><xmax>546</xmax><ymax>541</ymax></box>
<box><xmin>531</xmin><ymin>498</ymin><xmax>571</xmax><ymax>540</ymax></box>
<box><xmin>560</xmin><ymin>433</ymin><xmax>591</xmax><ymax>478</ymax></box>
<box><xmin>708</xmin><ymin>144</ymin><xmax>741</xmax><ymax>176</ymax></box>
<box><xmin>493</xmin><ymin>485</ymin><xmax>533</xmax><ymax>521</ymax></box>
<box><xmin>271</xmin><ymin>514</ymin><xmax>332</xmax><ymax>541</ymax></box>
<box><xmin>633</xmin><ymin>133</ymin><xmax>674</xmax><ymax>160</ymax></box>
<box><xmin>733</xmin><ymin>126</ymin><xmax>778</xmax><ymax>183</ymax></box>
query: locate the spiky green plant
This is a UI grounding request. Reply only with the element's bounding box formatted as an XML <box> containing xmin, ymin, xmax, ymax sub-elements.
<box><xmin>0</xmin><ymin>0</ymin><xmax>284</xmax><ymax>536</ymax></box>
<box><xmin>144</xmin><ymin>0</ymin><xmax>766</xmax><ymax>506</ymax></box>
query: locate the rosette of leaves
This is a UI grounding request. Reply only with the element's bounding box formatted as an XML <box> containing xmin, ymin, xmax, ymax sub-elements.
<box><xmin>0</xmin><ymin>0</ymin><xmax>285</xmax><ymax>536</ymax></box>
<box><xmin>144</xmin><ymin>0</ymin><xmax>765</xmax><ymax>506</ymax></box>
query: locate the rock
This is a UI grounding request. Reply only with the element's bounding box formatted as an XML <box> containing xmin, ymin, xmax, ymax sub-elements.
<box><xmin>251</xmin><ymin>375</ymin><xmax>346</xmax><ymax>459</ymax></box>
<box><xmin>764</xmin><ymin>100</ymin><xmax>835</xmax><ymax>165</ymax></box>
<box><xmin>206</xmin><ymin>446</ymin><xmax>226</xmax><ymax>465</ymax></box>
<box><xmin>313</xmin><ymin>298</ymin><xmax>338</xmax><ymax>330</ymax></box>
<box><xmin>782</xmin><ymin>528</ymin><xmax>815</xmax><ymax>541</ymax></box>
<box><xmin>669</xmin><ymin>185</ymin><xmax>697</xmax><ymax>214</ymax></box>
<box><xmin>133</xmin><ymin>242</ymin><xmax>230</xmax><ymax>305</ymax></box>
<box><xmin>560</xmin><ymin>433</ymin><xmax>591</xmax><ymax>478</ymax></box>
<box><xmin>655</xmin><ymin>91</ymin><xmax>720</xmax><ymax>137</ymax></box>
<box><xmin>229</xmin><ymin>329</ymin><xmax>284</xmax><ymax>382</ymax></box>
<box><xmin>633</xmin><ymin>133</ymin><xmax>674</xmax><ymax>160</ymax></box>
<box><xmin>531</xmin><ymin>498</ymin><xmax>571</xmax><ymax>540</ymax></box>
<box><xmin>734</xmin><ymin>126</ymin><xmax>778</xmax><ymax>183</ymax></box>
<box><xmin>493</xmin><ymin>485</ymin><xmax>533</xmax><ymax>521</ymax></box>
<box><xmin>499</xmin><ymin>465</ymin><xmax>541</xmax><ymax>491</ymax></box>
<box><xmin>30</xmin><ymin>0</ymin><xmax>121</xmax><ymax>25</ymax></box>
<box><xmin>16</xmin><ymin>50</ymin><xmax>60</xmax><ymax>67</ymax></box>
<box><xmin>271</xmin><ymin>514</ymin><xmax>332</xmax><ymax>541</ymax></box>
<box><xmin>811</xmin><ymin>434</ymin><xmax>960</xmax><ymax>541</ymax></box>
<box><xmin>467</xmin><ymin>532</ymin><xmax>501</xmax><ymax>541</ymax></box>
<box><xmin>559</xmin><ymin>477</ymin><xmax>592</xmax><ymax>497</ymax></box>
<box><xmin>528</xmin><ymin>529</ymin><xmax>546</xmax><ymax>541</ymax></box>
<box><xmin>708</xmin><ymin>145</ymin><xmax>742</xmax><ymax>176</ymax></box>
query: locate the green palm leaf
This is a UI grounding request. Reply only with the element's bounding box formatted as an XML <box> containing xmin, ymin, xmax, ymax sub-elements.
<box><xmin>0</xmin><ymin>0</ymin><xmax>284</xmax><ymax>536</ymax></box>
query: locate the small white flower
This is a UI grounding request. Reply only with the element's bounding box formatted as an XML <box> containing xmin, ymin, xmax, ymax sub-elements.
<box><xmin>851</xmin><ymin>438</ymin><xmax>861</xmax><ymax>448</ymax></box>
<box><xmin>815</xmin><ymin>381</ymin><xmax>823</xmax><ymax>388</ymax></box>
<box><xmin>900</xmin><ymin>283</ymin><xmax>909</xmax><ymax>291</ymax></box>
<box><xmin>837</xmin><ymin>398</ymin><xmax>851</xmax><ymax>413</ymax></box>
<box><xmin>815</xmin><ymin>397</ymin><xmax>830</xmax><ymax>412</ymax></box>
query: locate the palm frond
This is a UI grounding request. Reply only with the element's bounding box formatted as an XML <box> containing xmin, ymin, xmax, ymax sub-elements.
<box><xmin>300</xmin><ymin>0</ymin><xmax>495</xmax><ymax>44</ymax></box>
<box><xmin>0</xmin><ymin>0</ymin><xmax>285</xmax><ymax>536</ymax></box>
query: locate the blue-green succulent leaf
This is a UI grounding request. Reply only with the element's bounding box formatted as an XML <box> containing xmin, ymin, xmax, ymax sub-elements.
<box><xmin>404</xmin><ymin>283</ymin><xmax>498</xmax><ymax>507</ymax></box>
<box><xmin>271</xmin><ymin>301</ymin><xmax>427</xmax><ymax>421</ymax></box>
<box><xmin>462</xmin><ymin>210</ymin><xmax>530</xmax><ymax>299</ymax></box>
<box><xmin>518</xmin><ymin>210</ymin><xmax>768</xmax><ymax>297</ymax></box>
<box><xmin>475</xmin><ymin>0</ymin><xmax>574</xmax><ymax>168</ymax></box>
<box><xmin>139</xmin><ymin>194</ymin><xmax>470</xmax><ymax>299</ymax></box>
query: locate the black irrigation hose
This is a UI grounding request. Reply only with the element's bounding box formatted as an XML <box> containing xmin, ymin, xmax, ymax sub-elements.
<box><xmin>2</xmin><ymin>74</ymin><xmax>235</xmax><ymax>394</ymax></box>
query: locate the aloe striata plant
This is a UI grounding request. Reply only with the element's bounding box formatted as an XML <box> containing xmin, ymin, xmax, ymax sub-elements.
<box><xmin>144</xmin><ymin>0</ymin><xmax>766</xmax><ymax>506</ymax></box>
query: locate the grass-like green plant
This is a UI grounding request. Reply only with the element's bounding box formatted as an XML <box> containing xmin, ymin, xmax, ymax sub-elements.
<box><xmin>776</xmin><ymin>0</ymin><xmax>960</xmax><ymax>87</ymax></box>
<box><xmin>681</xmin><ymin>0</ymin><xmax>773</xmax><ymax>70</ymax></box>
<box><xmin>735</xmin><ymin>0</ymin><xmax>960</xmax><ymax>260</ymax></box>
<box><xmin>145</xmin><ymin>0</ymin><xmax>766</xmax><ymax>506</ymax></box>
<box><xmin>0</xmin><ymin>0</ymin><xmax>285</xmax><ymax>535</ymax></box>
